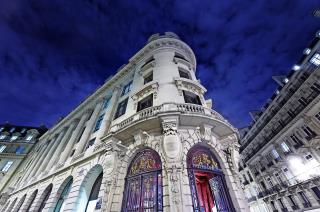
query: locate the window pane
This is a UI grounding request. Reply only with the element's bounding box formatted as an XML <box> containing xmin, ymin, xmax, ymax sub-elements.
<box><xmin>137</xmin><ymin>94</ymin><xmax>153</xmax><ymax>112</ymax></box>
<box><xmin>114</xmin><ymin>98</ymin><xmax>128</xmax><ymax>119</ymax></box>
<box><xmin>183</xmin><ymin>91</ymin><xmax>201</xmax><ymax>105</ymax></box>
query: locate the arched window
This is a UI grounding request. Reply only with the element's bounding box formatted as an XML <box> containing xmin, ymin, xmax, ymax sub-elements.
<box><xmin>25</xmin><ymin>189</ymin><xmax>38</xmax><ymax>211</ymax></box>
<box><xmin>187</xmin><ymin>145</ymin><xmax>234</xmax><ymax>212</ymax></box>
<box><xmin>85</xmin><ymin>172</ymin><xmax>103</xmax><ymax>211</ymax></box>
<box><xmin>38</xmin><ymin>184</ymin><xmax>53</xmax><ymax>212</ymax></box>
<box><xmin>13</xmin><ymin>194</ymin><xmax>26</xmax><ymax>211</ymax></box>
<box><xmin>7</xmin><ymin>197</ymin><xmax>17</xmax><ymax>212</ymax></box>
<box><xmin>122</xmin><ymin>148</ymin><xmax>162</xmax><ymax>212</ymax></box>
<box><xmin>54</xmin><ymin>178</ymin><xmax>73</xmax><ymax>212</ymax></box>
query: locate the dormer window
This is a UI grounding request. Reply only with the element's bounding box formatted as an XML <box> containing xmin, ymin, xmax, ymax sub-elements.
<box><xmin>20</xmin><ymin>128</ymin><xmax>27</xmax><ymax>133</ymax></box>
<box><xmin>144</xmin><ymin>72</ymin><xmax>153</xmax><ymax>84</ymax></box>
<box><xmin>9</xmin><ymin>127</ymin><xmax>15</xmax><ymax>133</ymax></box>
<box><xmin>179</xmin><ymin>68</ymin><xmax>191</xmax><ymax>79</ymax></box>
<box><xmin>0</xmin><ymin>145</ymin><xmax>6</xmax><ymax>153</ymax></box>
<box><xmin>0</xmin><ymin>135</ymin><xmax>6</xmax><ymax>140</ymax></box>
<box><xmin>121</xmin><ymin>81</ymin><xmax>133</xmax><ymax>96</ymax></box>
<box><xmin>10</xmin><ymin>135</ymin><xmax>18</xmax><ymax>141</ymax></box>
<box><xmin>183</xmin><ymin>91</ymin><xmax>202</xmax><ymax>105</ymax></box>
<box><xmin>310</xmin><ymin>53</ymin><xmax>320</xmax><ymax>66</ymax></box>
<box><xmin>25</xmin><ymin>135</ymin><xmax>33</xmax><ymax>141</ymax></box>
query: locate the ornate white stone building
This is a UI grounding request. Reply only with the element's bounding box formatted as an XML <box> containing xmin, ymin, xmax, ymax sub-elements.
<box><xmin>0</xmin><ymin>32</ymin><xmax>248</xmax><ymax>212</ymax></box>
<box><xmin>239</xmin><ymin>31</ymin><xmax>320</xmax><ymax>212</ymax></box>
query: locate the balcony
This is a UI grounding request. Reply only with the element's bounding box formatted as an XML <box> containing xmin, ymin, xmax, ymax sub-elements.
<box><xmin>109</xmin><ymin>102</ymin><xmax>236</xmax><ymax>140</ymax></box>
<box><xmin>243</xmin><ymin>87</ymin><xmax>320</xmax><ymax>163</ymax></box>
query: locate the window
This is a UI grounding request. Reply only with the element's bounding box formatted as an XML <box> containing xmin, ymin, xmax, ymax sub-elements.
<box><xmin>114</xmin><ymin>98</ymin><xmax>128</xmax><ymax>119</ymax></box>
<box><xmin>10</xmin><ymin>135</ymin><xmax>18</xmax><ymax>141</ymax></box>
<box><xmin>278</xmin><ymin>198</ymin><xmax>285</xmax><ymax>209</ymax></box>
<box><xmin>20</xmin><ymin>128</ymin><xmax>26</xmax><ymax>133</ymax></box>
<box><xmin>9</xmin><ymin>127</ymin><xmax>15</xmax><ymax>133</ymax></box>
<box><xmin>54</xmin><ymin>178</ymin><xmax>73</xmax><ymax>212</ymax></box>
<box><xmin>183</xmin><ymin>90</ymin><xmax>202</xmax><ymax>105</ymax></box>
<box><xmin>39</xmin><ymin>184</ymin><xmax>53</xmax><ymax>212</ymax></box>
<box><xmin>280</xmin><ymin>142</ymin><xmax>291</xmax><ymax>153</ymax></box>
<box><xmin>86</xmin><ymin>138</ymin><xmax>96</xmax><ymax>150</ymax></box>
<box><xmin>270</xmin><ymin>201</ymin><xmax>276</xmax><ymax>210</ymax></box>
<box><xmin>271</xmin><ymin>149</ymin><xmax>281</xmax><ymax>161</ymax></box>
<box><xmin>305</xmin><ymin>154</ymin><xmax>313</xmax><ymax>160</ymax></box>
<box><xmin>144</xmin><ymin>72</ymin><xmax>153</xmax><ymax>84</ymax></box>
<box><xmin>266</xmin><ymin>177</ymin><xmax>273</xmax><ymax>187</ymax></box>
<box><xmin>283</xmin><ymin>168</ymin><xmax>288</xmax><ymax>172</ymax></box>
<box><xmin>299</xmin><ymin>191</ymin><xmax>312</xmax><ymax>207</ymax></box>
<box><xmin>85</xmin><ymin>173</ymin><xmax>103</xmax><ymax>212</ymax></box>
<box><xmin>288</xmin><ymin>195</ymin><xmax>297</xmax><ymax>206</ymax></box>
<box><xmin>137</xmin><ymin>94</ymin><xmax>153</xmax><ymax>112</ymax></box>
<box><xmin>76</xmin><ymin>127</ymin><xmax>86</xmax><ymax>143</ymax></box>
<box><xmin>311</xmin><ymin>187</ymin><xmax>320</xmax><ymax>199</ymax></box>
<box><xmin>179</xmin><ymin>68</ymin><xmax>191</xmax><ymax>79</ymax></box>
<box><xmin>70</xmin><ymin>149</ymin><xmax>75</xmax><ymax>157</ymax></box>
<box><xmin>0</xmin><ymin>145</ymin><xmax>6</xmax><ymax>153</ymax></box>
<box><xmin>102</xmin><ymin>97</ymin><xmax>111</xmax><ymax>109</ymax></box>
<box><xmin>16</xmin><ymin>146</ymin><xmax>25</xmax><ymax>154</ymax></box>
<box><xmin>0</xmin><ymin>135</ymin><xmax>6</xmax><ymax>140</ymax></box>
<box><xmin>2</xmin><ymin>161</ymin><xmax>13</xmax><ymax>172</ymax></box>
<box><xmin>310</xmin><ymin>53</ymin><xmax>320</xmax><ymax>66</ymax></box>
<box><xmin>315</xmin><ymin>112</ymin><xmax>320</xmax><ymax>122</ymax></box>
<box><xmin>121</xmin><ymin>81</ymin><xmax>133</xmax><ymax>96</ymax></box>
<box><xmin>290</xmin><ymin>134</ymin><xmax>303</xmax><ymax>147</ymax></box>
<box><xmin>25</xmin><ymin>135</ymin><xmax>33</xmax><ymax>141</ymax></box>
<box><xmin>301</xmin><ymin>125</ymin><xmax>316</xmax><ymax>138</ymax></box>
<box><xmin>94</xmin><ymin>114</ymin><xmax>104</xmax><ymax>132</ymax></box>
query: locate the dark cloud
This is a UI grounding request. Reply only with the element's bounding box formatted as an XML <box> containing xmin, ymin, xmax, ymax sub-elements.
<box><xmin>0</xmin><ymin>0</ymin><xmax>319</xmax><ymax>128</ymax></box>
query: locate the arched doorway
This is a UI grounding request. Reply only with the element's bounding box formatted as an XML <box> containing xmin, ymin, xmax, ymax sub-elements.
<box><xmin>54</xmin><ymin>177</ymin><xmax>73</xmax><ymax>212</ymax></box>
<box><xmin>25</xmin><ymin>189</ymin><xmax>38</xmax><ymax>211</ymax></box>
<box><xmin>187</xmin><ymin>145</ymin><xmax>234</xmax><ymax>212</ymax></box>
<box><xmin>76</xmin><ymin>165</ymin><xmax>103</xmax><ymax>212</ymax></box>
<box><xmin>37</xmin><ymin>184</ymin><xmax>53</xmax><ymax>212</ymax></box>
<box><xmin>121</xmin><ymin>148</ymin><xmax>162</xmax><ymax>212</ymax></box>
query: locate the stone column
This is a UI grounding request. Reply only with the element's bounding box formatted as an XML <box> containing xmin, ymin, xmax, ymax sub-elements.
<box><xmin>35</xmin><ymin>130</ymin><xmax>66</xmax><ymax>176</ymax></box>
<box><xmin>46</xmin><ymin>121</ymin><xmax>77</xmax><ymax>170</ymax></box>
<box><xmin>74</xmin><ymin>101</ymin><xmax>103</xmax><ymax>156</ymax></box>
<box><xmin>96</xmin><ymin>87</ymin><xmax>121</xmax><ymax>143</ymax></box>
<box><xmin>20</xmin><ymin>143</ymin><xmax>46</xmax><ymax>182</ymax></box>
<box><xmin>58</xmin><ymin>112</ymin><xmax>90</xmax><ymax>164</ymax></box>
<box><xmin>23</xmin><ymin>137</ymin><xmax>56</xmax><ymax>181</ymax></box>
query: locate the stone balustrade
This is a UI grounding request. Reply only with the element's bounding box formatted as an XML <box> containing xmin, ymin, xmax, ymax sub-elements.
<box><xmin>110</xmin><ymin>102</ymin><xmax>235</xmax><ymax>133</ymax></box>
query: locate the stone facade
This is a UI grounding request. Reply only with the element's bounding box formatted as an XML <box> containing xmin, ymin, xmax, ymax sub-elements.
<box><xmin>0</xmin><ymin>32</ymin><xmax>248</xmax><ymax>212</ymax></box>
<box><xmin>0</xmin><ymin>123</ymin><xmax>47</xmax><ymax>204</ymax></box>
<box><xmin>239</xmin><ymin>32</ymin><xmax>320</xmax><ymax>212</ymax></box>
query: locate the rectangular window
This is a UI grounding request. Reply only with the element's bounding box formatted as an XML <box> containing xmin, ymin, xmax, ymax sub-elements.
<box><xmin>9</xmin><ymin>127</ymin><xmax>15</xmax><ymax>133</ymax></box>
<box><xmin>0</xmin><ymin>145</ymin><xmax>6</xmax><ymax>153</ymax></box>
<box><xmin>280</xmin><ymin>142</ymin><xmax>291</xmax><ymax>153</ymax></box>
<box><xmin>2</xmin><ymin>161</ymin><xmax>13</xmax><ymax>172</ymax></box>
<box><xmin>183</xmin><ymin>90</ymin><xmax>202</xmax><ymax>105</ymax></box>
<box><xmin>25</xmin><ymin>135</ymin><xmax>33</xmax><ymax>141</ymax></box>
<box><xmin>310</xmin><ymin>53</ymin><xmax>320</xmax><ymax>66</ymax></box>
<box><xmin>299</xmin><ymin>191</ymin><xmax>311</xmax><ymax>207</ymax></box>
<box><xmin>86</xmin><ymin>138</ymin><xmax>96</xmax><ymax>149</ymax></box>
<box><xmin>302</xmin><ymin>125</ymin><xmax>316</xmax><ymax>138</ymax></box>
<box><xmin>144</xmin><ymin>72</ymin><xmax>153</xmax><ymax>84</ymax></box>
<box><xmin>179</xmin><ymin>68</ymin><xmax>191</xmax><ymax>79</ymax></box>
<box><xmin>0</xmin><ymin>135</ymin><xmax>6</xmax><ymax>140</ymax></box>
<box><xmin>290</xmin><ymin>134</ymin><xmax>303</xmax><ymax>147</ymax></box>
<box><xmin>10</xmin><ymin>135</ymin><xmax>18</xmax><ymax>141</ymax></box>
<box><xmin>271</xmin><ymin>149</ymin><xmax>281</xmax><ymax>161</ymax></box>
<box><xmin>121</xmin><ymin>81</ymin><xmax>133</xmax><ymax>96</ymax></box>
<box><xmin>16</xmin><ymin>146</ymin><xmax>25</xmax><ymax>154</ymax></box>
<box><xmin>278</xmin><ymin>198</ymin><xmax>285</xmax><ymax>209</ymax></box>
<box><xmin>102</xmin><ymin>97</ymin><xmax>111</xmax><ymax>109</ymax></box>
<box><xmin>137</xmin><ymin>94</ymin><xmax>153</xmax><ymax>112</ymax></box>
<box><xmin>114</xmin><ymin>98</ymin><xmax>128</xmax><ymax>119</ymax></box>
<box><xmin>311</xmin><ymin>187</ymin><xmax>320</xmax><ymax>199</ymax></box>
<box><xmin>288</xmin><ymin>195</ymin><xmax>297</xmax><ymax>206</ymax></box>
<box><xmin>315</xmin><ymin>112</ymin><xmax>320</xmax><ymax>122</ymax></box>
<box><xmin>94</xmin><ymin>114</ymin><xmax>104</xmax><ymax>132</ymax></box>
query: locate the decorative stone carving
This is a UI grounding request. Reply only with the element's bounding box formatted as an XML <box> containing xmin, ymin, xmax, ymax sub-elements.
<box><xmin>162</xmin><ymin>120</ymin><xmax>182</xmax><ymax>161</ymax></box>
<box><xmin>167</xmin><ymin>165</ymin><xmax>182</xmax><ymax>210</ymax></box>
<box><xmin>174</xmin><ymin>77</ymin><xmax>207</xmax><ymax>96</ymax></box>
<box><xmin>162</xmin><ymin>122</ymin><xmax>178</xmax><ymax>136</ymax></box>
<box><xmin>131</xmin><ymin>81</ymin><xmax>159</xmax><ymax>101</ymax></box>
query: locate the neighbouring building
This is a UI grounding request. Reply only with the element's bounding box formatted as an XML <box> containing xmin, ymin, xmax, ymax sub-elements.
<box><xmin>0</xmin><ymin>32</ymin><xmax>248</xmax><ymax>212</ymax></box>
<box><xmin>0</xmin><ymin>123</ymin><xmax>47</xmax><ymax>203</ymax></box>
<box><xmin>239</xmin><ymin>31</ymin><xmax>320</xmax><ymax>212</ymax></box>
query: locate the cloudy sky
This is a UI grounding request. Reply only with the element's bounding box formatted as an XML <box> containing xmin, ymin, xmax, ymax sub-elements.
<box><xmin>0</xmin><ymin>0</ymin><xmax>319</xmax><ymax>128</ymax></box>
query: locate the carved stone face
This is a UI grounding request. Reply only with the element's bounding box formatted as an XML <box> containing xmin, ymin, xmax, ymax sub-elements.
<box><xmin>163</xmin><ymin>134</ymin><xmax>181</xmax><ymax>160</ymax></box>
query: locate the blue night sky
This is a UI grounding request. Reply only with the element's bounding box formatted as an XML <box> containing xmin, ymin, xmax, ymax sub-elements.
<box><xmin>0</xmin><ymin>0</ymin><xmax>319</xmax><ymax>128</ymax></box>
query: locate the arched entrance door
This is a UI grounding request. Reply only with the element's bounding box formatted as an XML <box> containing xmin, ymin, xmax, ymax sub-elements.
<box><xmin>122</xmin><ymin>148</ymin><xmax>162</xmax><ymax>212</ymax></box>
<box><xmin>187</xmin><ymin>145</ymin><xmax>234</xmax><ymax>212</ymax></box>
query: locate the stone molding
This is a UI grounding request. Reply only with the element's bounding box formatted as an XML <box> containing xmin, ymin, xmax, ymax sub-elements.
<box><xmin>131</xmin><ymin>81</ymin><xmax>159</xmax><ymax>101</ymax></box>
<box><xmin>174</xmin><ymin>77</ymin><xmax>207</xmax><ymax>96</ymax></box>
